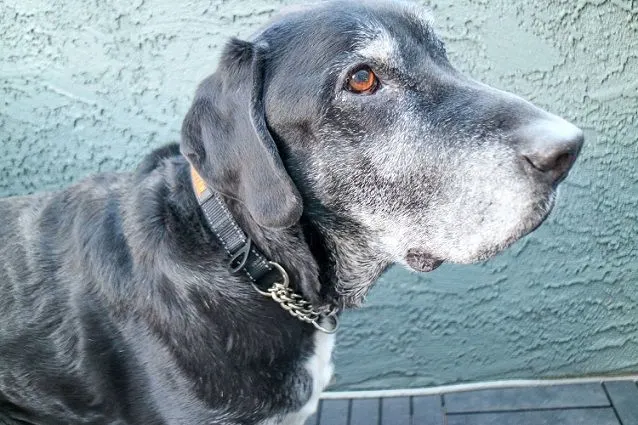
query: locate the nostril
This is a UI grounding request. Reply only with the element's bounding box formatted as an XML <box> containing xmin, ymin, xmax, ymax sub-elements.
<box><xmin>522</xmin><ymin>149</ymin><xmax>577</xmax><ymax>184</ymax></box>
<box><xmin>551</xmin><ymin>151</ymin><xmax>577</xmax><ymax>183</ymax></box>
<box><xmin>554</xmin><ymin>152</ymin><xmax>575</xmax><ymax>173</ymax></box>
<box><xmin>516</xmin><ymin>119</ymin><xmax>584</xmax><ymax>184</ymax></box>
<box><xmin>523</xmin><ymin>154</ymin><xmax>540</xmax><ymax>171</ymax></box>
<box><xmin>522</xmin><ymin>151</ymin><xmax>563</xmax><ymax>173</ymax></box>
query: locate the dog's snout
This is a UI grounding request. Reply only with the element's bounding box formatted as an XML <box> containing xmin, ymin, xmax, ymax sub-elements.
<box><xmin>516</xmin><ymin>118</ymin><xmax>584</xmax><ymax>184</ymax></box>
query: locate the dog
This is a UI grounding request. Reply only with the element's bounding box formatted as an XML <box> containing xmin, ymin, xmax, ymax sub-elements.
<box><xmin>0</xmin><ymin>1</ymin><xmax>583</xmax><ymax>424</ymax></box>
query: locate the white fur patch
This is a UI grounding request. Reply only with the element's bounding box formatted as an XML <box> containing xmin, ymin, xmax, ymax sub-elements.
<box><xmin>402</xmin><ymin>2</ymin><xmax>434</xmax><ymax>27</ymax></box>
<box><xmin>262</xmin><ymin>328</ymin><xmax>336</xmax><ymax>425</ymax></box>
<box><xmin>356</xmin><ymin>31</ymin><xmax>403</xmax><ymax>67</ymax></box>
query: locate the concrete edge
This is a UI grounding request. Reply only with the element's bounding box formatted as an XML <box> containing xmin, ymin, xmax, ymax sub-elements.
<box><xmin>321</xmin><ymin>375</ymin><xmax>638</xmax><ymax>399</ymax></box>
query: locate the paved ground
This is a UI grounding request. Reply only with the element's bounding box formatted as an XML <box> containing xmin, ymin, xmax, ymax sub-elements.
<box><xmin>308</xmin><ymin>380</ymin><xmax>638</xmax><ymax>425</ymax></box>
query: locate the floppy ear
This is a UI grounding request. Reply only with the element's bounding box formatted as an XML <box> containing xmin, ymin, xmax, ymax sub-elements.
<box><xmin>181</xmin><ymin>38</ymin><xmax>303</xmax><ymax>229</ymax></box>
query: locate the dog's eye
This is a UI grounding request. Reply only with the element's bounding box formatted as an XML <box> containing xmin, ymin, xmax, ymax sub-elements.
<box><xmin>346</xmin><ymin>67</ymin><xmax>379</xmax><ymax>94</ymax></box>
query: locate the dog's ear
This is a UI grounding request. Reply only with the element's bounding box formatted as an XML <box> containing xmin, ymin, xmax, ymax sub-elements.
<box><xmin>181</xmin><ymin>38</ymin><xmax>302</xmax><ymax>229</ymax></box>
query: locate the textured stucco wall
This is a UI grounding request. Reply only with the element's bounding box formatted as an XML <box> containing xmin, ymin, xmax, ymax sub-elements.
<box><xmin>1</xmin><ymin>0</ymin><xmax>637</xmax><ymax>391</ymax></box>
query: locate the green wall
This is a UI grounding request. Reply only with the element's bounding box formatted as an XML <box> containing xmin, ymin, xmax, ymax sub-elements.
<box><xmin>1</xmin><ymin>0</ymin><xmax>637</xmax><ymax>390</ymax></box>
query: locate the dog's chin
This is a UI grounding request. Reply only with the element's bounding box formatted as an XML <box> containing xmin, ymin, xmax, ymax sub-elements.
<box><xmin>405</xmin><ymin>195</ymin><xmax>556</xmax><ymax>271</ymax></box>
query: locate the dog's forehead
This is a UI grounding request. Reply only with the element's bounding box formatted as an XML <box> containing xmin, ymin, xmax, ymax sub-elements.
<box><xmin>352</xmin><ymin>24</ymin><xmax>403</xmax><ymax>67</ymax></box>
<box><xmin>258</xmin><ymin>1</ymin><xmax>435</xmax><ymax>65</ymax></box>
<box><xmin>354</xmin><ymin>3</ymin><xmax>436</xmax><ymax>62</ymax></box>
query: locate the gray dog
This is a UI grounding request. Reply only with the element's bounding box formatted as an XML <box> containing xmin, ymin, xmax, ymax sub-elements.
<box><xmin>0</xmin><ymin>1</ymin><xmax>583</xmax><ymax>424</ymax></box>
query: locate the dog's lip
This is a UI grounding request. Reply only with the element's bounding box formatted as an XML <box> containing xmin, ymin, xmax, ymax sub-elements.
<box><xmin>405</xmin><ymin>248</ymin><xmax>443</xmax><ymax>272</ymax></box>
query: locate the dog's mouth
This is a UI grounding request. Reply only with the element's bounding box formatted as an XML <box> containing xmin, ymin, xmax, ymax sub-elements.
<box><xmin>405</xmin><ymin>248</ymin><xmax>444</xmax><ymax>272</ymax></box>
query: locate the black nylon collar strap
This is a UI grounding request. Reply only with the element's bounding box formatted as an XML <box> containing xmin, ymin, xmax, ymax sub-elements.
<box><xmin>190</xmin><ymin>167</ymin><xmax>273</xmax><ymax>284</ymax></box>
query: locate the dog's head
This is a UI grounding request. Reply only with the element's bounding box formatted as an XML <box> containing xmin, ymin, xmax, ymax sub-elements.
<box><xmin>181</xmin><ymin>1</ymin><xmax>583</xmax><ymax>305</ymax></box>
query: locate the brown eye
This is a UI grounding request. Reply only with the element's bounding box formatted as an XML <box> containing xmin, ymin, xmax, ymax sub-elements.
<box><xmin>346</xmin><ymin>67</ymin><xmax>378</xmax><ymax>94</ymax></box>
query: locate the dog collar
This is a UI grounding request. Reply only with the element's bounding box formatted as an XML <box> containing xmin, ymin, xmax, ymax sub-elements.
<box><xmin>190</xmin><ymin>167</ymin><xmax>339</xmax><ymax>334</ymax></box>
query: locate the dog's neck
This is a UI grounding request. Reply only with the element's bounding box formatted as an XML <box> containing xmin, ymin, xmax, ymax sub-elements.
<box><xmin>300</xmin><ymin>206</ymin><xmax>392</xmax><ymax>308</ymax></box>
<box><xmin>188</xmin><ymin>166</ymin><xmax>347</xmax><ymax>329</ymax></box>
<box><xmin>188</xmin><ymin>166</ymin><xmax>391</xmax><ymax>310</ymax></box>
<box><xmin>128</xmin><ymin>149</ymin><xmax>388</xmax><ymax>320</ymax></box>
<box><xmin>188</xmin><ymin>166</ymin><xmax>332</xmax><ymax>308</ymax></box>
<box><xmin>185</xmin><ymin>157</ymin><xmax>391</xmax><ymax>310</ymax></box>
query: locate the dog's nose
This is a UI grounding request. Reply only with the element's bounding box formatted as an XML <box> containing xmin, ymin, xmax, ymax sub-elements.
<box><xmin>516</xmin><ymin>118</ymin><xmax>584</xmax><ymax>184</ymax></box>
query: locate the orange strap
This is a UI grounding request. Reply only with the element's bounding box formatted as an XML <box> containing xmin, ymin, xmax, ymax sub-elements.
<box><xmin>190</xmin><ymin>167</ymin><xmax>209</xmax><ymax>200</ymax></box>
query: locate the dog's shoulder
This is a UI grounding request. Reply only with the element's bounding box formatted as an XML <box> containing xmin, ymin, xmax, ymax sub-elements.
<box><xmin>0</xmin><ymin>144</ymin><xmax>190</xmax><ymax>422</ymax></box>
<box><xmin>0</xmin><ymin>142</ymin><xmax>187</xmax><ymax>309</ymax></box>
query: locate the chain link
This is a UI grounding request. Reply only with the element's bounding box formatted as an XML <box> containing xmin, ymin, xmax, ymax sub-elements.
<box><xmin>268</xmin><ymin>283</ymin><xmax>321</xmax><ymax>324</ymax></box>
<box><xmin>252</xmin><ymin>261</ymin><xmax>339</xmax><ymax>334</ymax></box>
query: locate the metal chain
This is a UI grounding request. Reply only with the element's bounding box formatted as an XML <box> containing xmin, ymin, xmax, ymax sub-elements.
<box><xmin>253</xmin><ymin>262</ymin><xmax>340</xmax><ymax>334</ymax></box>
<box><xmin>268</xmin><ymin>283</ymin><xmax>321</xmax><ymax>324</ymax></box>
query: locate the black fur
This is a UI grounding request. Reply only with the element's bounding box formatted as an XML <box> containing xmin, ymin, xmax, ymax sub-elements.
<box><xmin>0</xmin><ymin>1</ymin><xmax>582</xmax><ymax>424</ymax></box>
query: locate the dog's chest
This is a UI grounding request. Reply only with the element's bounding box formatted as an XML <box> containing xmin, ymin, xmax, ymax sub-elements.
<box><xmin>265</xmin><ymin>330</ymin><xmax>335</xmax><ymax>425</ymax></box>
